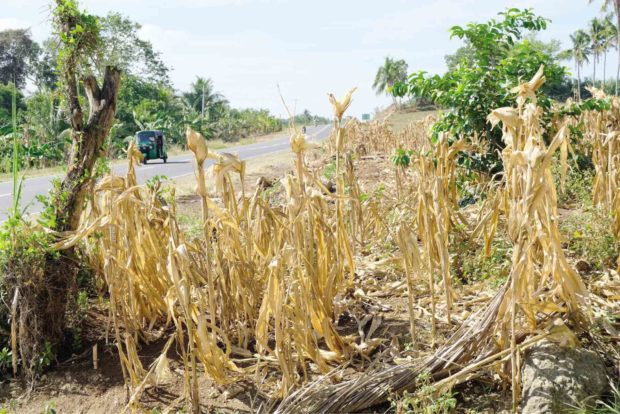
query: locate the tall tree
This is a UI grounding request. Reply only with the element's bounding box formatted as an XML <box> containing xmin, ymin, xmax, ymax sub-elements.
<box><xmin>564</xmin><ymin>30</ymin><xmax>591</xmax><ymax>99</ymax></box>
<box><xmin>373</xmin><ymin>57</ymin><xmax>408</xmax><ymax>105</ymax></box>
<box><xmin>591</xmin><ymin>0</ymin><xmax>620</xmax><ymax>94</ymax></box>
<box><xmin>52</xmin><ymin>0</ymin><xmax>121</xmax><ymax>232</ymax></box>
<box><xmin>0</xmin><ymin>29</ymin><xmax>40</xmax><ymax>89</ymax></box>
<box><xmin>602</xmin><ymin>13</ymin><xmax>618</xmax><ymax>87</ymax></box>
<box><xmin>34</xmin><ymin>38</ymin><xmax>60</xmax><ymax>90</ymax></box>
<box><xmin>97</xmin><ymin>12</ymin><xmax>169</xmax><ymax>84</ymax></box>
<box><xmin>590</xmin><ymin>17</ymin><xmax>606</xmax><ymax>86</ymax></box>
<box><xmin>182</xmin><ymin>77</ymin><xmax>227</xmax><ymax>120</ymax></box>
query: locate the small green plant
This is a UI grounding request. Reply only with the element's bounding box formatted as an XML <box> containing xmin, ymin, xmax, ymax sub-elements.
<box><xmin>146</xmin><ymin>174</ymin><xmax>169</xmax><ymax>191</ymax></box>
<box><xmin>390</xmin><ymin>148</ymin><xmax>413</xmax><ymax>168</ymax></box>
<box><xmin>453</xmin><ymin>238</ymin><xmax>512</xmax><ymax>285</ymax></box>
<box><xmin>37</xmin><ymin>341</ymin><xmax>55</xmax><ymax>373</ymax></box>
<box><xmin>390</xmin><ymin>372</ymin><xmax>458</xmax><ymax>414</ymax></box>
<box><xmin>322</xmin><ymin>160</ymin><xmax>337</xmax><ymax>180</ymax></box>
<box><xmin>260</xmin><ymin>181</ymin><xmax>282</xmax><ymax>203</ymax></box>
<box><xmin>76</xmin><ymin>290</ymin><xmax>89</xmax><ymax>310</ymax></box>
<box><xmin>0</xmin><ymin>347</ymin><xmax>12</xmax><ymax>375</ymax></box>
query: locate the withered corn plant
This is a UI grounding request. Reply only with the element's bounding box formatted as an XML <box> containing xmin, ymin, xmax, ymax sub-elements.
<box><xmin>488</xmin><ymin>66</ymin><xmax>590</xmax><ymax>408</ymax></box>
<box><xmin>581</xmin><ymin>88</ymin><xmax>620</xmax><ymax>270</ymax></box>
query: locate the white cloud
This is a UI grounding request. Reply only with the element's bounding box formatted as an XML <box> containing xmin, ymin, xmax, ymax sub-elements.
<box><xmin>0</xmin><ymin>18</ymin><xmax>34</xmax><ymax>31</ymax></box>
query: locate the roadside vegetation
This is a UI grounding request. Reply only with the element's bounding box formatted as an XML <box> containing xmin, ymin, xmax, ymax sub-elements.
<box><xmin>0</xmin><ymin>13</ymin><xmax>329</xmax><ymax>174</ymax></box>
<box><xmin>0</xmin><ymin>2</ymin><xmax>619</xmax><ymax>414</ymax></box>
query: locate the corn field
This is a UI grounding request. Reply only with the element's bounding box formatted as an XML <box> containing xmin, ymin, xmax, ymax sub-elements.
<box><xmin>21</xmin><ymin>68</ymin><xmax>618</xmax><ymax>413</ymax></box>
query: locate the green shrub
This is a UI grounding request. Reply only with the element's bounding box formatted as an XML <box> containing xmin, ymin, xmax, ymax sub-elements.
<box><xmin>0</xmin><ymin>219</ymin><xmax>58</xmax><ymax>378</ymax></box>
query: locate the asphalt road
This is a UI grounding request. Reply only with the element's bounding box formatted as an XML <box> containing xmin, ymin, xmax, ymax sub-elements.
<box><xmin>0</xmin><ymin>124</ymin><xmax>333</xmax><ymax>222</ymax></box>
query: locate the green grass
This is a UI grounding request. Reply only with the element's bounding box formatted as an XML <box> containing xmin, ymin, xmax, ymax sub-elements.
<box><xmin>322</xmin><ymin>161</ymin><xmax>337</xmax><ymax>180</ymax></box>
<box><xmin>560</xmin><ymin>206</ymin><xmax>619</xmax><ymax>271</ymax></box>
<box><xmin>178</xmin><ymin>213</ymin><xmax>204</xmax><ymax>241</ymax></box>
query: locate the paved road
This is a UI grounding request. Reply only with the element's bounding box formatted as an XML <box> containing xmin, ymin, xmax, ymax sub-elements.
<box><xmin>0</xmin><ymin>125</ymin><xmax>333</xmax><ymax>222</ymax></box>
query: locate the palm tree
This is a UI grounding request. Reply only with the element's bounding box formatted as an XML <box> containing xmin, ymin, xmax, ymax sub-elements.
<box><xmin>182</xmin><ymin>77</ymin><xmax>228</xmax><ymax>121</ymax></box>
<box><xmin>590</xmin><ymin>0</ymin><xmax>620</xmax><ymax>93</ymax></box>
<box><xmin>565</xmin><ymin>30</ymin><xmax>591</xmax><ymax>100</ymax></box>
<box><xmin>373</xmin><ymin>57</ymin><xmax>408</xmax><ymax>105</ymax></box>
<box><xmin>590</xmin><ymin>18</ymin><xmax>606</xmax><ymax>86</ymax></box>
<box><xmin>602</xmin><ymin>14</ymin><xmax>618</xmax><ymax>89</ymax></box>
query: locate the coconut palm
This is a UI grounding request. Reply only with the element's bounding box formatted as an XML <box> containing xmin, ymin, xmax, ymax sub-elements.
<box><xmin>602</xmin><ymin>14</ymin><xmax>618</xmax><ymax>89</ymax></box>
<box><xmin>590</xmin><ymin>18</ymin><xmax>607</xmax><ymax>86</ymax></box>
<box><xmin>373</xmin><ymin>57</ymin><xmax>408</xmax><ymax>105</ymax></box>
<box><xmin>182</xmin><ymin>77</ymin><xmax>228</xmax><ymax>121</ymax></box>
<box><xmin>591</xmin><ymin>0</ymin><xmax>620</xmax><ymax>93</ymax></box>
<box><xmin>565</xmin><ymin>30</ymin><xmax>591</xmax><ymax>100</ymax></box>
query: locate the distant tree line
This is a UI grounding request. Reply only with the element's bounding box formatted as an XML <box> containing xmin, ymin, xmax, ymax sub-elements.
<box><xmin>0</xmin><ymin>13</ymin><xmax>287</xmax><ymax>173</ymax></box>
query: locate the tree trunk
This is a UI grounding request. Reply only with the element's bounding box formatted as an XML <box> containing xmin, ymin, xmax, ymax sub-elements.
<box><xmin>577</xmin><ymin>64</ymin><xmax>582</xmax><ymax>101</ymax></box>
<box><xmin>54</xmin><ymin>67</ymin><xmax>121</xmax><ymax>231</ymax></box>
<box><xmin>604</xmin><ymin>48</ymin><xmax>608</xmax><ymax>90</ymax></box>
<box><xmin>37</xmin><ymin>66</ymin><xmax>121</xmax><ymax>354</ymax></box>
<box><xmin>594</xmin><ymin>55</ymin><xmax>597</xmax><ymax>87</ymax></box>
<box><xmin>617</xmin><ymin>46</ymin><xmax>620</xmax><ymax>95</ymax></box>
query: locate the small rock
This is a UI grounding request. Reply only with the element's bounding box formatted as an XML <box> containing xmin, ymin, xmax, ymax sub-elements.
<box><xmin>521</xmin><ymin>340</ymin><xmax>607</xmax><ymax>413</ymax></box>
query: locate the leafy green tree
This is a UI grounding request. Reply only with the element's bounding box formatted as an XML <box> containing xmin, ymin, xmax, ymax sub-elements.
<box><xmin>373</xmin><ymin>57</ymin><xmax>408</xmax><ymax>104</ymax></box>
<box><xmin>0</xmin><ymin>29</ymin><xmax>40</xmax><ymax>89</ymax></box>
<box><xmin>21</xmin><ymin>89</ymin><xmax>70</xmax><ymax>167</ymax></box>
<box><xmin>393</xmin><ymin>8</ymin><xmax>568</xmax><ymax>173</ymax></box>
<box><xmin>97</xmin><ymin>12</ymin><xmax>169</xmax><ymax>83</ymax></box>
<box><xmin>0</xmin><ymin>82</ymin><xmax>25</xmax><ymax>125</ymax></box>
<box><xmin>33</xmin><ymin>39</ymin><xmax>60</xmax><ymax>90</ymax></box>
<box><xmin>563</xmin><ymin>30</ymin><xmax>591</xmax><ymax>99</ymax></box>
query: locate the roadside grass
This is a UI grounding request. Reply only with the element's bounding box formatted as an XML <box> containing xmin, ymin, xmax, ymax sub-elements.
<box><xmin>384</xmin><ymin>108</ymin><xmax>439</xmax><ymax>133</ymax></box>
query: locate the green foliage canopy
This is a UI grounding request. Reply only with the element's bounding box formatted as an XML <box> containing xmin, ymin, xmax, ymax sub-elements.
<box><xmin>393</xmin><ymin>8</ymin><xmax>570</xmax><ymax>173</ymax></box>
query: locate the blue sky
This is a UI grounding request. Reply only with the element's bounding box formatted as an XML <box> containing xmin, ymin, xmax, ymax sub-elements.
<box><xmin>0</xmin><ymin>0</ymin><xmax>610</xmax><ymax>118</ymax></box>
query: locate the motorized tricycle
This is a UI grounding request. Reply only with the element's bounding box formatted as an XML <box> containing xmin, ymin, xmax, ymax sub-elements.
<box><xmin>135</xmin><ymin>130</ymin><xmax>168</xmax><ymax>164</ymax></box>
